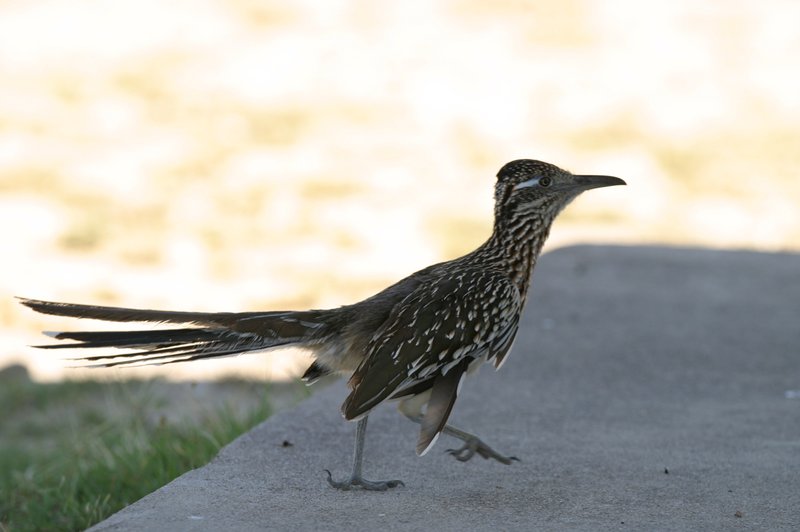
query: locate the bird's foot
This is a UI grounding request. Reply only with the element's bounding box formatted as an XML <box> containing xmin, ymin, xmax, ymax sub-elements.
<box><xmin>446</xmin><ymin>437</ymin><xmax>519</xmax><ymax>465</ymax></box>
<box><xmin>324</xmin><ymin>469</ymin><xmax>404</xmax><ymax>491</ymax></box>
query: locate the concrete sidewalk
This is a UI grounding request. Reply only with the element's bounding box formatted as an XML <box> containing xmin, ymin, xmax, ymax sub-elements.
<box><xmin>90</xmin><ymin>245</ymin><xmax>800</xmax><ymax>531</ymax></box>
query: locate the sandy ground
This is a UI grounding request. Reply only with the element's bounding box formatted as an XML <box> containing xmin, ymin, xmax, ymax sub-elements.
<box><xmin>1</xmin><ymin>1</ymin><xmax>799</xmax><ymax>382</ymax></box>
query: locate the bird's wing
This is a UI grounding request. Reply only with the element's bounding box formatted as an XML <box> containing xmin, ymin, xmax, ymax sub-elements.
<box><xmin>415</xmin><ymin>357</ymin><xmax>471</xmax><ymax>455</ymax></box>
<box><xmin>342</xmin><ymin>268</ymin><xmax>521</xmax><ymax>421</ymax></box>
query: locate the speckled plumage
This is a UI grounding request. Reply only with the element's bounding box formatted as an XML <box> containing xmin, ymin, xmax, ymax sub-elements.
<box><xmin>20</xmin><ymin>159</ymin><xmax>625</xmax><ymax>490</ymax></box>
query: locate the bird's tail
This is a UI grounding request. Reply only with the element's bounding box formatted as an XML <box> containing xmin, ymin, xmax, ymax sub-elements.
<box><xmin>18</xmin><ymin>297</ymin><xmax>329</xmax><ymax>368</ymax></box>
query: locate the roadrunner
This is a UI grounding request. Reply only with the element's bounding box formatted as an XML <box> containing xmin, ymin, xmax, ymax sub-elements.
<box><xmin>20</xmin><ymin>159</ymin><xmax>624</xmax><ymax>490</ymax></box>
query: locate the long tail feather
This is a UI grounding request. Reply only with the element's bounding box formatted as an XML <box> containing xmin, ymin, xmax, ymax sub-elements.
<box><xmin>39</xmin><ymin>328</ymin><xmax>223</xmax><ymax>349</ymax></box>
<box><xmin>20</xmin><ymin>297</ymin><xmax>330</xmax><ymax>368</ymax></box>
<box><xmin>17</xmin><ymin>297</ymin><xmax>244</xmax><ymax>326</ymax></box>
<box><xmin>78</xmin><ymin>338</ymin><xmax>292</xmax><ymax>368</ymax></box>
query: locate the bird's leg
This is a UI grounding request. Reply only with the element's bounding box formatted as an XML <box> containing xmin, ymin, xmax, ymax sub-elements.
<box><xmin>398</xmin><ymin>395</ymin><xmax>518</xmax><ymax>465</ymax></box>
<box><xmin>439</xmin><ymin>424</ymin><xmax>519</xmax><ymax>464</ymax></box>
<box><xmin>325</xmin><ymin>416</ymin><xmax>404</xmax><ymax>491</ymax></box>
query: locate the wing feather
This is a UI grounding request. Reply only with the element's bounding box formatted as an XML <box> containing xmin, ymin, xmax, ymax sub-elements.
<box><xmin>342</xmin><ymin>268</ymin><xmax>521</xmax><ymax>420</ymax></box>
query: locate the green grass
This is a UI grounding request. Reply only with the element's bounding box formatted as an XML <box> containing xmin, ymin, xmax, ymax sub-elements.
<box><xmin>0</xmin><ymin>376</ymin><xmax>276</xmax><ymax>532</ymax></box>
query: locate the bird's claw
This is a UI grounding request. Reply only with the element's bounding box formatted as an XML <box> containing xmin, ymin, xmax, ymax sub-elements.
<box><xmin>446</xmin><ymin>438</ymin><xmax>519</xmax><ymax>465</ymax></box>
<box><xmin>324</xmin><ymin>469</ymin><xmax>404</xmax><ymax>491</ymax></box>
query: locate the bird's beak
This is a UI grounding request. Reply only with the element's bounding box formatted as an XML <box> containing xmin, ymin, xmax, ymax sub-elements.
<box><xmin>573</xmin><ymin>175</ymin><xmax>627</xmax><ymax>190</ymax></box>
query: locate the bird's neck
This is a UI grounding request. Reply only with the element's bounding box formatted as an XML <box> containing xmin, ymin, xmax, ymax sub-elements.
<box><xmin>471</xmin><ymin>203</ymin><xmax>559</xmax><ymax>301</ymax></box>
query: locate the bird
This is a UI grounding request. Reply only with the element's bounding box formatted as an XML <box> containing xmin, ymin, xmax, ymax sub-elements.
<box><xmin>19</xmin><ymin>159</ymin><xmax>625</xmax><ymax>491</ymax></box>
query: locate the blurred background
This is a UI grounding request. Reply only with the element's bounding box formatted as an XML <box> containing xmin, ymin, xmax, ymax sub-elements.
<box><xmin>2</xmin><ymin>0</ymin><xmax>799</xmax><ymax>383</ymax></box>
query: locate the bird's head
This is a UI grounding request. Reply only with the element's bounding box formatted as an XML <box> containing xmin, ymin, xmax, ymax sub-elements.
<box><xmin>494</xmin><ymin>159</ymin><xmax>625</xmax><ymax>217</ymax></box>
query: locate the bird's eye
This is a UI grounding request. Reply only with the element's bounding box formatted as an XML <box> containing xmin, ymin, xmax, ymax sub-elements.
<box><xmin>539</xmin><ymin>177</ymin><xmax>552</xmax><ymax>187</ymax></box>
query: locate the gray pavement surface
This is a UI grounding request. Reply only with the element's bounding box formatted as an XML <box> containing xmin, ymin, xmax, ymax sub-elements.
<box><xmin>90</xmin><ymin>245</ymin><xmax>800</xmax><ymax>531</ymax></box>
